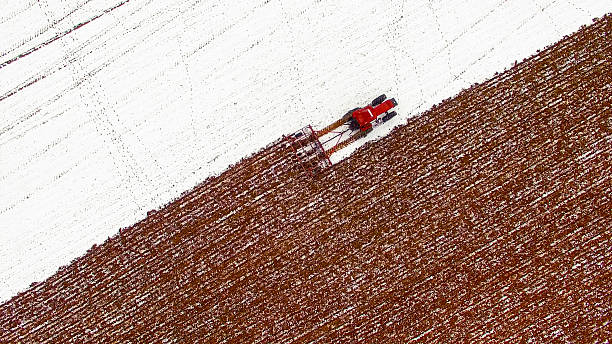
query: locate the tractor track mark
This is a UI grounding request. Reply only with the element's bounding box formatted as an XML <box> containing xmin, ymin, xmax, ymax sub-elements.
<box><xmin>0</xmin><ymin>0</ymin><xmax>238</xmax><ymax>138</ymax></box>
<box><xmin>0</xmin><ymin>74</ymin><xmax>48</xmax><ymax>103</ymax></box>
<box><xmin>0</xmin><ymin>0</ymin><xmax>96</xmax><ymax>60</ymax></box>
<box><xmin>0</xmin><ymin>0</ymin><xmax>131</xmax><ymax>72</ymax></box>
<box><xmin>185</xmin><ymin>0</ymin><xmax>280</xmax><ymax>59</ymax></box>
<box><xmin>0</xmin><ymin>143</ymin><xmax>107</xmax><ymax>216</ymax></box>
<box><xmin>0</xmin><ymin>114</ymin><xmax>89</xmax><ymax>184</ymax></box>
<box><xmin>432</xmin><ymin>0</ymin><xmax>510</xmax><ymax>60</ymax></box>
<box><xmin>1</xmin><ymin>14</ymin><xmax>611</xmax><ymax>344</ymax></box>
<box><xmin>0</xmin><ymin>1</ymin><xmax>37</xmax><ymax>25</ymax></box>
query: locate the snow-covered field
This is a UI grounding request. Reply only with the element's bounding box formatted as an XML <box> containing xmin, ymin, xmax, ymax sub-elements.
<box><xmin>0</xmin><ymin>0</ymin><xmax>609</xmax><ymax>302</ymax></box>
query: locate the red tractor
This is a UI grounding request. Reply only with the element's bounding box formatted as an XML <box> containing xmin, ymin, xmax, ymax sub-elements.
<box><xmin>345</xmin><ymin>94</ymin><xmax>398</xmax><ymax>133</ymax></box>
<box><xmin>315</xmin><ymin>94</ymin><xmax>398</xmax><ymax>153</ymax></box>
<box><xmin>285</xmin><ymin>94</ymin><xmax>398</xmax><ymax>176</ymax></box>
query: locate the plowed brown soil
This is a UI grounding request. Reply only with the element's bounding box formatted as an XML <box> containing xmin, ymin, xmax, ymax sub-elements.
<box><xmin>1</xmin><ymin>15</ymin><xmax>611</xmax><ymax>344</ymax></box>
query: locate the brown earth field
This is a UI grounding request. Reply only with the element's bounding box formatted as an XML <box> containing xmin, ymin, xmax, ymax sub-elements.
<box><xmin>1</xmin><ymin>14</ymin><xmax>611</xmax><ymax>344</ymax></box>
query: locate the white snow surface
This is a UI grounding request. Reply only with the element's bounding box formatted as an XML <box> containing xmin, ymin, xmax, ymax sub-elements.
<box><xmin>0</xmin><ymin>0</ymin><xmax>609</xmax><ymax>302</ymax></box>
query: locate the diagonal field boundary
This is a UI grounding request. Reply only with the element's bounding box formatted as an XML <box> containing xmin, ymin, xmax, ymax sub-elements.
<box><xmin>0</xmin><ymin>14</ymin><xmax>610</xmax><ymax>344</ymax></box>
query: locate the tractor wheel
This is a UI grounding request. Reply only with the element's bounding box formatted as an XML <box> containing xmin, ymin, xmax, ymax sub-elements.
<box><xmin>382</xmin><ymin>111</ymin><xmax>397</xmax><ymax>122</ymax></box>
<box><xmin>371</xmin><ymin>94</ymin><xmax>387</xmax><ymax>106</ymax></box>
<box><xmin>348</xmin><ymin>118</ymin><xmax>360</xmax><ymax>131</ymax></box>
<box><xmin>342</xmin><ymin>108</ymin><xmax>360</xmax><ymax>121</ymax></box>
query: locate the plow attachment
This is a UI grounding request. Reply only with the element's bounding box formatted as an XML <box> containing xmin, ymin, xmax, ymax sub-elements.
<box><xmin>285</xmin><ymin>119</ymin><xmax>363</xmax><ymax>176</ymax></box>
<box><xmin>285</xmin><ymin>125</ymin><xmax>332</xmax><ymax>177</ymax></box>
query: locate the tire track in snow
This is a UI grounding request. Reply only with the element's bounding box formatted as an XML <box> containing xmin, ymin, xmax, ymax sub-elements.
<box><xmin>1</xmin><ymin>0</ymin><xmax>283</xmax><ymax>223</ymax></box>
<box><xmin>0</xmin><ymin>1</ymin><xmax>37</xmax><ymax>25</ymax></box>
<box><xmin>0</xmin><ymin>0</ymin><xmax>188</xmax><ymax>139</ymax></box>
<box><xmin>0</xmin><ymin>0</ymin><xmax>131</xmax><ymax>72</ymax></box>
<box><xmin>0</xmin><ymin>0</ymin><xmax>96</xmax><ymax>60</ymax></box>
<box><xmin>183</xmin><ymin>0</ymin><xmax>279</xmax><ymax>59</ymax></box>
<box><xmin>46</xmin><ymin>0</ymin><xmax>156</xmax><ymax>215</ymax></box>
<box><xmin>434</xmin><ymin>0</ymin><xmax>510</xmax><ymax>57</ymax></box>
<box><xmin>422</xmin><ymin>0</ymin><xmax>568</xmax><ymax>111</ymax></box>
<box><xmin>0</xmin><ymin>0</ymin><xmax>211</xmax><ymax>217</ymax></box>
<box><xmin>0</xmin><ymin>0</ymin><xmax>164</xmax><ymax>140</ymax></box>
<box><xmin>426</xmin><ymin>0</ymin><xmax>464</xmax><ymax>84</ymax></box>
<box><xmin>0</xmin><ymin>0</ymin><xmax>264</xmax><ymax>137</ymax></box>
<box><xmin>0</xmin><ymin>142</ymin><xmax>106</xmax><ymax>215</ymax></box>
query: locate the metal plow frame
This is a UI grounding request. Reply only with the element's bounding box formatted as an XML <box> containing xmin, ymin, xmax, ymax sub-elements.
<box><xmin>285</xmin><ymin>125</ymin><xmax>332</xmax><ymax>177</ymax></box>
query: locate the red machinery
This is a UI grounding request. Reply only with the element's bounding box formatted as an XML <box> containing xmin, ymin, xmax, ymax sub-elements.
<box><xmin>286</xmin><ymin>94</ymin><xmax>397</xmax><ymax>176</ymax></box>
<box><xmin>348</xmin><ymin>96</ymin><xmax>398</xmax><ymax>132</ymax></box>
